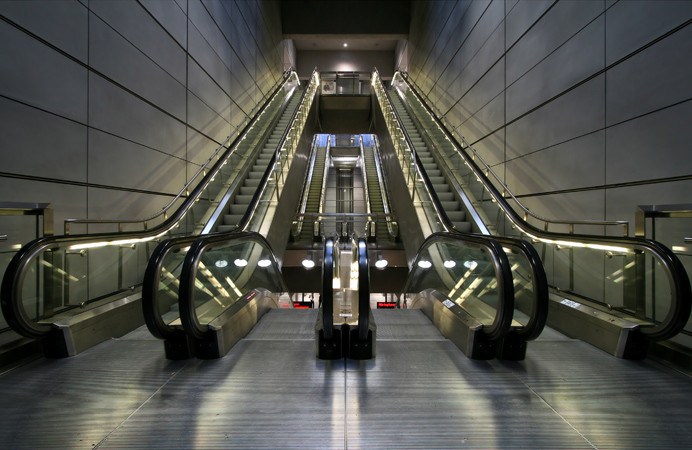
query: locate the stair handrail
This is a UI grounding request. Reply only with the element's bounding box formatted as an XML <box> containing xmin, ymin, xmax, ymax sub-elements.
<box><xmin>64</xmin><ymin>69</ymin><xmax>296</xmax><ymax>235</ymax></box>
<box><xmin>396</xmin><ymin>70</ymin><xmax>629</xmax><ymax>236</ymax></box>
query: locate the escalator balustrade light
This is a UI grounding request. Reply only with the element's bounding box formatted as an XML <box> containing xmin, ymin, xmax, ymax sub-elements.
<box><xmin>234</xmin><ymin>259</ymin><xmax>248</xmax><ymax>267</ymax></box>
<box><xmin>258</xmin><ymin>259</ymin><xmax>271</xmax><ymax>268</ymax></box>
<box><xmin>443</xmin><ymin>260</ymin><xmax>456</xmax><ymax>269</ymax></box>
<box><xmin>215</xmin><ymin>260</ymin><xmax>229</xmax><ymax>268</ymax></box>
<box><xmin>417</xmin><ymin>260</ymin><xmax>432</xmax><ymax>269</ymax></box>
<box><xmin>375</xmin><ymin>254</ymin><xmax>388</xmax><ymax>269</ymax></box>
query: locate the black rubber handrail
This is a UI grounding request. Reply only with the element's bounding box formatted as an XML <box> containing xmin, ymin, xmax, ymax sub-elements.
<box><xmin>177</xmin><ymin>232</ymin><xmax>288</xmax><ymax>340</ymax></box>
<box><xmin>142</xmin><ymin>78</ymin><xmax>302</xmax><ymax>340</ymax></box>
<box><xmin>322</xmin><ymin>235</ymin><xmax>336</xmax><ymax>340</ymax></box>
<box><xmin>402</xmin><ymin>232</ymin><xmax>515</xmax><ymax>341</ymax></box>
<box><xmin>357</xmin><ymin>236</ymin><xmax>370</xmax><ymax>340</ymax></box>
<box><xmin>397</xmin><ymin>71</ymin><xmax>691</xmax><ymax>341</ymax></box>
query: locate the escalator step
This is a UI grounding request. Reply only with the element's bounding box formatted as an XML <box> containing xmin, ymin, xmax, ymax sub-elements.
<box><xmin>230</xmin><ymin>204</ymin><xmax>248</xmax><ymax>214</ymax></box>
<box><xmin>453</xmin><ymin>222</ymin><xmax>472</xmax><ymax>233</ymax></box>
<box><xmin>240</xmin><ymin>186</ymin><xmax>256</xmax><ymax>195</ymax></box>
<box><xmin>223</xmin><ymin>214</ymin><xmax>243</xmax><ymax>225</ymax></box>
<box><xmin>441</xmin><ymin>200</ymin><xmax>459</xmax><ymax>210</ymax></box>
<box><xmin>447</xmin><ymin>210</ymin><xmax>466</xmax><ymax>221</ymax></box>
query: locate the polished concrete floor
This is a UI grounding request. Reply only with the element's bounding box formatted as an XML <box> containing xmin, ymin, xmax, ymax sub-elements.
<box><xmin>1</xmin><ymin>309</ymin><xmax>691</xmax><ymax>449</ymax></box>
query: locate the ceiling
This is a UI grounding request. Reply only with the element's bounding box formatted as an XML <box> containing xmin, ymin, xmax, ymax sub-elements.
<box><xmin>291</xmin><ymin>35</ymin><xmax>400</xmax><ymax>51</ymax></box>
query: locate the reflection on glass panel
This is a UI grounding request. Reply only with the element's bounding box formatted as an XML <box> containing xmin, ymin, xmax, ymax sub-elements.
<box><xmin>406</xmin><ymin>240</ymin><xmax>498</xmax><ymax>326</ymax></box>
<box><xmin>193</xmin><ymin>240</ymin><xmax>283</xmax><ymax>325</ymax></box>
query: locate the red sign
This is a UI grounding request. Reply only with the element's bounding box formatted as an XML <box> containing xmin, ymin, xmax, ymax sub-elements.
<box><xmin>293</xmin><ymin>301</ymin><xmax>314</xmax><ymax>309</ymax></box>
<box><xmin>377</xmin><ymin>302</ymin><xmax>397</xmax><ymax>309</ymax></box>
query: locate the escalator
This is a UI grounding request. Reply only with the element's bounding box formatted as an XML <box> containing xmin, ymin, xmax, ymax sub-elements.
<box><xmin>291</xmin><ymin>137</ymin><xmax>328</xmax><ymax>243</ymax></box>
<box><xmin>361</xmin><ymin>137</ymin><xmax>397</xmax><ymax>242</ymax></box>
<box><xmin>218</xmin><ymin>95</ymin><xmax>302</xmax><ymax>232</ymax></box>
<box><xmin>373</xmin><ymin>69</ymin><xmax>691</xmax><ymax>358</ymax></box>
<box><xmin>142</xmin><ymin>69</ymin><xmax>320</xmax><ymax>359</ymax></box>
<box><xmin>388</xmin><ymin>95</ymin><xmax>473</xmax><ymax>233</ymax></box>
<box><xmin>0</xmin><ymin>70</ymin><xmax>306</xmax><ymax>357</ymax></box>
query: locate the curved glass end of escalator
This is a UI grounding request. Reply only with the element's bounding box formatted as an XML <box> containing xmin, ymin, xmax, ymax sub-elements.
<box><xmin>402</xmin><ymin>232</ymin><xmax>548</xmax><ymax>360</ymax></box>
<box><xmin>145</xmin><ymin>232</ymin><xmax>291</xmax><ymax>360</ymax></box>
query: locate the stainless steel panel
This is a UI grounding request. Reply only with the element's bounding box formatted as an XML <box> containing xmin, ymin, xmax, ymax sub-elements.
<box><xmin>89</xmin><ymin>13</ymin><xmax>186</xmax><ymax>121</ymax></box>
<box><xmin>0</xmin><ymin>19</ymin><xmax>88</xmax><ymax>123</ymax></box>
<box><xmin>2</xmin><ymin>309</ymin><xmax>692</xmax><ymax>449</ymax></box>
<box><xmin>0</xmin><ymin>0</ymin><xmax>88</xmax><ymax>63</ymax></box>
<box><xmin>89</xmin><ymin>1</ymin><xmax>186</xmax><ymax>84</ymax></box>
<box><xmin>0</xmin><ymin>97</ymin><xmax>87</xmax><ymax>183</ymax></box>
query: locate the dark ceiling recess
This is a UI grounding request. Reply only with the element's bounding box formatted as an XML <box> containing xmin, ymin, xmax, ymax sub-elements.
<box><xmin>281</xmin><ymin>0</ymin><xmax>410</xmax><ymax>35</ymax></box>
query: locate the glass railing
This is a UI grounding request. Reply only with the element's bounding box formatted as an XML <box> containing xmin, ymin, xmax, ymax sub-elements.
<box><xmin>387</xmin><ymin>70</ymin><xmax>691</xmax><ymax>342</ymax></box>
<box><xmin>372</xmin><ymin>69</ymin><xmax>548</xmax><ymax>345</ymax></box>
<box><xmin>1</xmin><ymin>71</ymin><xmax>299</xmax><ymax>340</ymax></box>
<box><xmin>143</xmin><ymin>69</ymin><xmax>320</xmax><ymax>341</ymax></box>
<box><xmin>404</xmin><ymin>232</ymin><xmax>515</xmax><ymax>341</ymax></box>
<box><xmin>177</xmin><ymin>232</ymin><xmax>288</xmax><ymax>341</ymax></box>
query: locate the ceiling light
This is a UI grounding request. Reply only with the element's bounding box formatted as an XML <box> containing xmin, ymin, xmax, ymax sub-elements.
<box><xmin>443</xmin><ymin>260</ymin><xmax>456</xmax><ymax>269</ymax></box>
<box><xmin>258</xmin><ymin>259</ymin><xmax>271</xmax><ymax>268</ymax></box>
<box><xmin>343</xmin><ymin>43</ymin><xmax>348</xmax><ymax>47</ymax></box>
<box><xmin>215</xmin><ymin>260</ymin><xmax>228</xmax><ymax>268</ymax></box>
<box><xmin>417</xmin><ymin>260</ymin><xmax>432</xmax><ymax>269</ymax></box>
<box><xmin>234</xmin><ymin>259</ymin><xmax>248</xmax><ymax>267</ymax></box>
<box><xmin>375</xmin><ymin>254</ymin><xmax>388</xmax><ymax>269</ymax></box>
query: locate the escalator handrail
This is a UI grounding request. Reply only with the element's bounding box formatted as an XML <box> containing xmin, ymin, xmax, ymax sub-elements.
<box><xmin>491</xmin><ymin>235</ymin><xmax>549</xmax><ymax>341</ymax></box>
<box><xmin>142</xmin><ymin>80</ymin><xmax>302</xmax><ymax>340</ymax></box>
<box><xmin>2</xmin><ymin>70</ymin><xmax>297</xmax><ymax>339</ymax></box>
<box><xmin>177</xmin><ymin>232</ymin><xmax>288</xmax><ymax>340</ymax></box>
<box><xmin>395</xmin><ymin>71</ymin><xmax>692</xmax><ymax>341</ymax></box>
<box><xmin>322</xmin><ymin>235</ymin><xmax>336</xmax><ymax>340</ymax></box>
<box><xmin>380</xmin><ymin>74</ymin><xmax>548</xmax><ymax>342</ymax></box>
<box><xmin>63</xmin><ymin>69</ymin><xmax>296</xmax><ymax>235</ymax></box>
<box><xmin>371</xmin><ymin>135</ymin><xmax>397</xmax><ymax>237</ymax></box>
<box><xmin>357</xmin><ymin>236</ymin><xmax>370</xmax><ymax>340</ymax></box>
<box><xmin>403</xmin><ymin>232</ymin><xmax>515</xmax><ymax>341</ymax></box>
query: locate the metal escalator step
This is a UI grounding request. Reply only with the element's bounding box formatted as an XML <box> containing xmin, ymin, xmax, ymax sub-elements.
<box><xmin>446</xmin><ymin>210</ymin><xmax>466</xmax><ymax>221</ymax></box>
<box><xmin>441</xmin><ymin>200</ymin><xmax>459</xmax><ymax>210</ymax></box>
<box><xmin>245</xmin><ymin>178</ymin><xmax>260</xmax><ymax>187</ymax></box>
<box><xmin>235</xmin><ymin>194</ymin><xmax>253</xmax><ymax>204</ymax></box>
<box><xmin>230</xmin><ymin>204</ymin><xmax>249</xmax><ymax>215</ymax></box>
<box><xmin>428</xmin><ymin>176</ymin><xmax>445</xmax><ymax>184</ymax></box>
<box><xmin>432</xmin><ymin>183</ymin><xmax>449</xmax><ymax>192</ymax></box>
<box><xmin>217</xmin><ymin>224</ymin><xmax>237</xmax><ymax>232</ymax></box>
<box><xmin>437</xmin><ymin>192</ymin><xmax>454</xmax><ymax>201</ymax></box>
<box><xmin>240</xmin><ymin>186</ymin><xmax>256</xmax><ymax>195</ymax></box>
<box><xmin>453</xmin><ymin>222</ymin><xmax>472</xmax><ymax>233</ymax></box>
<box><xmin>223</xmin><ymin>214</ymin><xmax>243</xmax><ymax>225</ymax></box>
<box><xmin>426</xmin><ymin>169</ymin><xmax>441</xmax><ymax>177</ymax></box>
<box><xmin>247</xmin><ymin>171</ymin><xmax>265</xmax><ymax>179</ymax></box>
